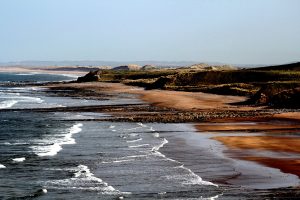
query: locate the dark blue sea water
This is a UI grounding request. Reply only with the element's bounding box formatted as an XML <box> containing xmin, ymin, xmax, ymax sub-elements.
<box><xmin>0</xmin><ymin>73</ymin><xmax>222</xmax><ymax>199</ymax></box>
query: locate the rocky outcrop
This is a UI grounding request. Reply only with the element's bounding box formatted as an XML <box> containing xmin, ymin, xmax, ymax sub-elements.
<box><xmin>269</xmin><ymin>88</ymin><xmax>300</xmax><ymax>108</ymax></box>
<box><xmin>249</xmin><ymin>86</ymin><xmax>300</xmax><ymax>108</ymax></box>
<box><xmin>112</xmin><ymin>64</ymin><xmax>142</xmax><ymax>71</ymax></box>
<box><xmin>77</xmin><ymin>70</ymin><xmax>102</xmax><ymax>82</ymax></box>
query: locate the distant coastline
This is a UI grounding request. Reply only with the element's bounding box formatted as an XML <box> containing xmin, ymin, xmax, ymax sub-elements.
<box><xmin>0</xmin><ymin>60</ymin><xmax>269</xmax><ymax>68</ymax></box>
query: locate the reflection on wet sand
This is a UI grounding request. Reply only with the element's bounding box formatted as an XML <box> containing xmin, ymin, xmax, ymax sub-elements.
<box><xmin>197</xmin><ymin>121</ymin><xmax>300</xmax><ymax>183</ymax></box>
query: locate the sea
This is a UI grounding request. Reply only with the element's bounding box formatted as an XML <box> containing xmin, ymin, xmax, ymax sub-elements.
<box><xmin>0</xmin><ymin>72</ymin><xmax>224</xmax><ymax>200</ymax></box>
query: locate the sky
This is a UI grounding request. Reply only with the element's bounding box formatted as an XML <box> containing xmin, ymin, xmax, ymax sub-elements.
<box><xmin>0</xmin><ymin>0</ymin><xmax>299</xmax><ymax>65</ymax></box>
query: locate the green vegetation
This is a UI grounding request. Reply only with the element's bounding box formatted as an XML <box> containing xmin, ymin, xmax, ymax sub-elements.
<box><xmin>99</xmin><ymin>69</ymin><xmax>177</xmax><ymax>82</ymax></box>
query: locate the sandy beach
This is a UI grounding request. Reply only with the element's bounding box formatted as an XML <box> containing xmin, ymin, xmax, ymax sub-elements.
<box><xmin>0</xmin><ymin>66</ymin><xmax>86</xmax><ymax>76</ymax></box>
<box><xmin>47</xmin><ymin>81</ymin><xmax>252</xmax><ymax>111</ymax></box>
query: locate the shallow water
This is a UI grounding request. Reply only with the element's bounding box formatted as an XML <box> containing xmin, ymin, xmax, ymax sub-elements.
<box><xmin>0</xmin><ymin>73</ymin><xmax>221</xmax><ymax>199</ymax></box>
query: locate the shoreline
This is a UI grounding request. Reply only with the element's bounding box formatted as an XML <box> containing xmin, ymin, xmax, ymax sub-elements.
<box><xmin>43</xmin><ymin>81</ymin><xmax>300</xmax><ymax>190</ymax></box>
<box><xmin>0</xmin><ymin>66</ymin><xmax>86</xmax><ymax>76</ymax></box>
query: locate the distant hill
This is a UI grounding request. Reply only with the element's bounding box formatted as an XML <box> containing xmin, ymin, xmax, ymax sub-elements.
<box><xmin>112</xmin><ymin>64</ymin><xmax>142</xmax><ymax>71</ymax></box>
<box><xmin>182</xmin><ymin>63</ymin><xmax>237</xmax><ymax>71</ymax></box>
<box><xmin>0</xmin><ymin>60</ymin><xmax>261</xmax><ymax>68</ymax></box>
<box><xmin>43</xmin><ymin>66</ymin><xmax>112</xmax><ymax>72</ymax></box>
<box><xmin>251</xmin><ymin>62</ymin><xmax>300</xmax><ymax>71</ymax></box>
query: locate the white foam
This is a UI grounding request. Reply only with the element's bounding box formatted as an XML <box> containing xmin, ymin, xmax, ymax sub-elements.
<box><xmin>102</xmin><ymin>155</ymin><xmax>148</xmax><ymax>164</ymax></box>
<box><xmin>128</xmin><ymin>133</ymin><xmax>139</xmax><ymax>137</ymax></box>
<box><xmin>12</xmin><ymin>142</ymin><xmax>29</xmax><ymax>145</ymax></box>
<box><xmin>151</xmin><ymin>138</ymin><xmax>168</xmax><ymax>152</ymax></box>
<box><xmin>32</xmin><ymin>143</ymin><xmax>62</xmax><ymax>157</ymax></box>
<box><xmin>45</xmin><ymin>165</ymin><xmax>125</xmax><ymax>194</ymax></box>
<box><xmin>149</xmin><ymin>127</ymin><xmax>155</xmax><ymax>132</ymax></box>
<box><xmin>1</xmin><ymin>96</ymin><xmax>44</xmax><ymax>103</ymax></box>
<box><xmin>30</xmin><ymin>87</ymin><xmax>41</xmax><ymax>91</ymax></box>
<box><xmin>69</xmin><ymin>123</ymin><xmax>83</xmax><ymax>134</ymax></box>
<box><xmin>120</xmin><ymin>155</ymin><xmax>148</xmax><ymax>159</ymax></box>
<box><xmin>18</xmin><ymin>96</ymin><xmax>44</xmax><ymax>103</ymax></box>
<box><xmin>16</xmin><ymin>73</ymin><xmax>34</xmax><ymax>76</ymax></box>
<box><xmin>119</xmin><ymin>133</ymin><xmax>139</xmax><ymax>139</ymax></box>
<box><xmin>3</xmin><ymin>142</ymin><xmax>29</xmax><ymax>146</ymax></box>
<box><xmin>129</xmin><ymin>144</ymin><xmax>150</xmax><ymax>148</ymax></box>
<box><xmin>42</xmin><ymin>188</ymin><xmax>47</xmax><ymax>193</ymax></box>
<box><xmin>137</xmin><ymin>122</ymin><xmax>147</xmax><ymax>127</ymax></box>
<box><xmin>109</xmin><ymin>125</ymin><xmax>115</xmax><ymax>129</ymax></box>
<box><xmin>0</xmin><ymin>91</ymin><xmax>20</xmax><ymax>96</ymax></box>
<box><xmin>126</xmin><ymin>138</ymin><xmax>142</xmax><ymax>143</ymax></box>
<box><xmin>12</xmin><ymin>157</ymin><xmax>26</xmax><ymax>162</ymax></box>
<box><xmin>102</xmin><ymin>159</ymin><xmax>135</xmax><ymax>164</ymax></box>
<box><xmin>0</xmin><ymin>164</ymin><xmax>6</xmax><ymax>168</ymax></box>
<box><xmin>125</xmin><ymin>127</ymin><xmax>142</xmax><ymax>131</ymax></box>
<box><xmin>74</xmin><ymin>165</ymin><xmax>94</xmax><ymax>178</ymax></box>
<box><xmin>177</xmin><ymin>165</ymin><xmax>218</xmax><ymax>187</ymax></box>
<box><xmin>152</xmin><ymin>132</ymin><xmax>160</xmax><ymax>138</ymax></box>
<box><xmin>0</xmin><ymin>100</ymin><xmax>18</xmax><ymax>109</ymax></box>
<box><xmin>31</xmin><ymin>123</ymin><xmax>82</xmax><ymax>157</ymax></box>
<box><xmin>208</xmin><ymin>194</ymin><xmax>220</xmax><ymax>200</ymax></box>
<box><xmin>150</xmin><ymin>137</ymin><xmax>218</xmax><ymax>187</ymax></box>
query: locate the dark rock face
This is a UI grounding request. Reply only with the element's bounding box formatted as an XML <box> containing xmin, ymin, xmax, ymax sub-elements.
<box><xmin>77</xmin><ymin>70</ymin><xmax>102</xmax><ymax>82</ymax></box>
<box><xmin>250</xmin><ymin>87</ymin><xmax>300</xmax><ymax>108</ymax></box>
<box><xmin>270</xmin><ymin>88</ymin><xmax>300</xmax><ymax>108</ymax></box>
<box><xmin>145</xmin><ymin>76</ymin><xmax>173</xmax><ymax>90</ymax></box>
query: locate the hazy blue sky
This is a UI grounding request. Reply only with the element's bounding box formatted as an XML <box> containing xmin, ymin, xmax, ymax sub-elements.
<box><xmin>0</xmin><ymin>0</ymin><xmax>299</xmax><ymax>64</ymax></box>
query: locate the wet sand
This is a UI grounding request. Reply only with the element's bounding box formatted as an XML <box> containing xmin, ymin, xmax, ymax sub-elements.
<box><xmin>213</xmin><ymin>136</ymin><xmax>300</xmax><ymax>154</ymax></box>
<box><xmin>273</xmin><ymin>112</ymin><xmax>300</xmax><ymax>122</ymax></box>
<box><xmin>196</xmin><ymin>122</ymin><xmax>300</xmax><ymax>132</ymax></box>
<box><xmin>244</xmin><ymin>157</ymin><xmax>300</xmax><ymax>178</ymax></box>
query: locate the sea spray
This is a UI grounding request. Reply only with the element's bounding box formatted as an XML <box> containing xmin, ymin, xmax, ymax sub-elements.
<box><xmin>12</xmin><ymin>157</ymin><xmax>26</xmax><ymax>162</ymax></box>
<box><xmin>44</xmin><ymin>164</ymin><xmax>127</xmax><ymax>194</ymax></box>
<box><xmin>0</xmin><ymin>164</ymin><xmax>6</xmax><ymax>169</ymax></box>
<box><xmin>0</xmin><ymin>100</ymin><xmax>18</xmax><ymax>109</ymax></box>
<box><xmin>31</xmin><ymin>123</ymin><xmax>83</xmax><ymax>157</ymax></box>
